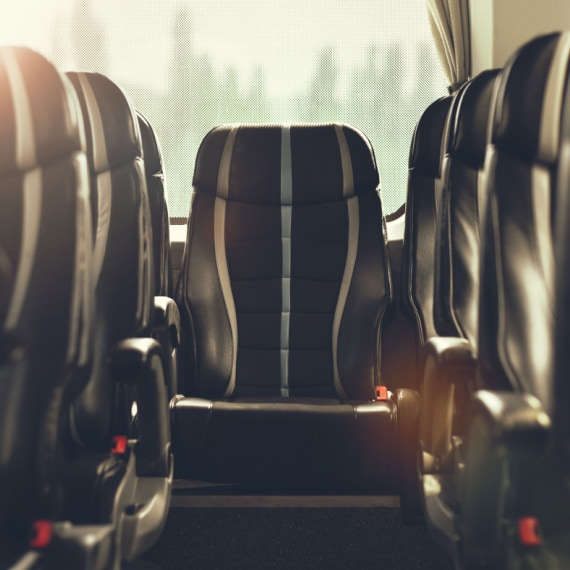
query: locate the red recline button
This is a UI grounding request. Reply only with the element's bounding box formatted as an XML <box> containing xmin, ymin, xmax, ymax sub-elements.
<box><xmin>29</xmin><ymin>520</ymin><xmax>53</xmax><ymax>548</ymax></box>
<box><xmin>111</xmin><ymin>435</ymin><xmax>128</xmax><ymax>455</ymax></box>
<box><xmin>518</xmin><ymin>517</ymin><xmax>541</xmax><ymax>546</ymax></box>
<box><xmin>375</xmin><ymin>386</ymin><xmax>389</xmax><ymax>401</ymax></box>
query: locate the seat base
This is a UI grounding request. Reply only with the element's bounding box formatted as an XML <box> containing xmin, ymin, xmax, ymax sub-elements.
<box><xmin>171</xmin><ymin>396</ymin><xmax>400</xmax><ymax>491</ymax></box>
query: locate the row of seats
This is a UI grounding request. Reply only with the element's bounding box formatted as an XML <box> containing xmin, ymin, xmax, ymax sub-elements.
<box><xmin>0</xmin><ymin>46</ymin><xmax>427</xmax><ymax>569</ymax></box>
<box><xmin>4</xmin><ymin>30</ymin><xmax>570</xmax><ymax>570</ymax></box>
<box><xmin>0</xmin><ymin>48</ymin><xmax>176</xmax><ymax>569</ymax></box>
<box><xmin>401</xmin><ymin>31</ymin><xmax>570</xmax><ymax>568</ymax></box>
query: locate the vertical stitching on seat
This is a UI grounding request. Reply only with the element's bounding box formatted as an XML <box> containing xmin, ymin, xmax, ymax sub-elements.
<box><xmin>217</xmin><ymin>126</ymin><xmax>239</xmax><ymax>398</ymax></box>
<box><xmin>538</xmin><ymin>32</ymin><xmax>570</xmax><ymax>164</ymax></box>
<box><xmin>76</xmin><ymin>73</ymin><xmax>112</xmax><ymax>289</ymax></box>
<box><xmin>280</xmin><ymin>125</ymin><xmax>292</xmax><ymax>397</ymax></box>
<box><xmin>332</xmin><ymin>125</ymin><xmax>356</xmax><ymax>400</ymax></box>
<box><xmin>332</xmin><ymin>198</ymin><xmax>357</xmax><ymax>401</ymax></box>
<box><xmin>68</xmin><ymin>153</ymin><xmax>92</xmax><ymax>367</ymax></box>
<box><xmin>334</xmin><ymin>124</ymin><xmax>354</xmax><ymax>198</ymax></box>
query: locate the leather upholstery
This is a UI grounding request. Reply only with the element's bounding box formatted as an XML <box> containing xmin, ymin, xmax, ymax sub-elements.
<box><xmin>455</xmin><ymin>33</ymin><xmax>570</xmax><ymax>566</ymax></box>
<box><xmin>172</xmin><ymin>396</ymin><xmax>399</xmax><ymax>488</ymax></box>
<box><xmin>401</xmin><ymin>96</ymin><xmax>453</xmax><ymax>351</ymax></box>
<box><xmin>554</xmin><ymin>54</ymin><xmax>570</xmax><ymax>463</ymax></box>
<box><xmin>137</xmin><ymin>111</ymin><xmax>172</xmax><ymax>297</ymax></box>
<box><xmin>174</xmin><ymin>123</ymin><xmax>399</xmax><ymax>487</ymax></box>
<box><xmin>67</xmin><ymin>72</ymin><xmax>153</xmax><ymax>451</ymax></box>
<box><xmin>477</xmin><ymin>33</ymin><xmax>567</xmax><ymax>411</ymax></box>
<box><xmin>0</xmin><ymin>48</ymin><xmax>92</xmax><ymax>563</ymax></box>
<box><xmin>434</xmin><ymin>69</ymin><xmax>500</xmax><ymax>346</ymax></box>
<box><xmin>176</xmin><ymin>124</ymin><xmax>391</xmax><ymax>400</ymax></box>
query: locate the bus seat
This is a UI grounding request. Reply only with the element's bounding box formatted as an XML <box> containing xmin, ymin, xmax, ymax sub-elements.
<box><xmin>400</xmin><ymin>95</ymin><xmax>453</xmax><ymax>387</ymax></box>
<box><xmin>137</xmin><ymin>111</ymin><xmax>173</xmax><ymax>298</ymax></box>
<box><xmin>418</xmin><ymin>69</ymin><xmax>500</xmax><ymax>471</ymax></box>
<box><xmin>173</xmin><ymin>123</ymin><xmax>419</xmax><ymax>498</ymax></box>
<box><xmin>0</xmin><ymin>47</ymin><xmax>92</xmax><ymax>567</ymax></box>
<box><xmin>64</xmin><ymin>71</ymin><xmax>172</xmax><ymax>564</ymax></box>
<box><xmin>137</xmin><ymin>110</ymin><xmax>180</xmax><ymax>399</ymax></box>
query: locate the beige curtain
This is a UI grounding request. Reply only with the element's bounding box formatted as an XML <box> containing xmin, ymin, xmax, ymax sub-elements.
<box><xmin>426</xmin><ymin>0</ymin><xmax>471</xmax><ymax>92</ymax></box>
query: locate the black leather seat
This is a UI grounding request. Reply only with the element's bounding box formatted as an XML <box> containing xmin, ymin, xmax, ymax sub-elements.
<box><xmin>417</xmin><ymin>69</ymin><xmax>499</xmax><ymax>455</ymax></box>
<box><xmin>408</xmin><ymin>69</ymin><xmax>500</xmax><ymax>554</ymax></box>
<box><xmin>137</xmin><ymin>110</ymin><xmax>180</xmax><ymax>400</ymax></box>
<box><xmin>0</xmin><ymin>47</ymin><xmax>93</xmax><ymax>567</ymax></box>
<box><xmin>64</xmin><ymin>72</ymin><xmax>172</xmax><ymax>565</ymax></box>
<box><xmin>458</xmin><ymin>32</ymin><xmax>570</xmax><ymax>567</ymax></box>
<box><xmin>401</xmin><ymin>95</ymin><xmax>453</xmax><ymax>388</ymax></box>
<box><xmin>173</xmin><ymin>123</ymin><xmax>419</xmax><ymax>494</ymax></box>
<box><xmin>137</xmin><ymin>111</ymin><xmax>172</xmax><ymax>298</ymax></box>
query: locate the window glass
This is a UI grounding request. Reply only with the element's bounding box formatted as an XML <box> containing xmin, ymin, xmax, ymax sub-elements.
<box><xmin>4</xmin><ymin>0</ymin><xmax>446</xmax><ymax>217</ymax></box>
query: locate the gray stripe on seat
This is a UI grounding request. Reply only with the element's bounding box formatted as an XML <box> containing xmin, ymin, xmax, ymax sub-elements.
<box><xmin>3</xmin><ymin>49</ymin><xmax>41</xmax><ymax>332</ymax></box>
<box><xmin>4</xmin><ymin>169</ymin><xmax>42</xmax><ymax>331</ymax></box>
<box><xmin>281</xmin><ymin>126</ymin><xmax>292</xmax><ymax>396</ymax></box>
<box><xmin>76</xmin><ymin>74</ymin><xmax>113</xmax><ymax>288</ymax></box>
<box><xmin>215</xmin><ymin>197</ymin><xmax>238</xmax><ymax>398</ymax></box>
<box><xmin>92</xmin><ymin>171</ymin><xmax>112</xmax><ymax>286</ymax></box>
<box><xmin>332</xmin><ymin>196</ymin><xmax>359</xmax><ymax>400</ymax></box>
<box><xmin>4</xmin><ymin>48</ymin><xmax>37</xmax><ymax>169</ymax></box>
<box><xmin>77</xmin><ymin>73</ymin><xmax>108</xmax><ymax>173</ymax></box>
<box><xmin>538</xmin><ymin>32</ymin><xmax>570</xmax><ymax>163</ymax></box>
<box><xmin>217</xmin><ymin>125</ymin><xmax>239</xmax><ymax>200</ymax></box>
<box><xmin>335</xmin><ymin>124</ymin><xmax>354</xmax><ymax>198</ymax></box>
<box><xmin>215</xmin><ymin>127</ymin><xmax>239</xmax><ymax>397</ymax></box>
<box><xmin>67</xmin><ymin>154</ymin><xmax>92</xmax><ymax>366</ymax></box>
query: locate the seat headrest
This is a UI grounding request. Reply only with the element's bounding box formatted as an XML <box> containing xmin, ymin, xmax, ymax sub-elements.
<box><xmin>0</xmin><ymin>47</ymin><xmax>84</xmax><ymax>175</ymax></box>
<box><xmin>137</xmin><ymin>111</ymin><xmax>163</xmax><ymax>177</ymax></box>
<box><xmin>409</xmin><ymin>96</ymin><xmax>453</xmax><ymax>177</ymax></box>
<box><xmin>67</xmin><ymin>72</ymin><xmax>142</xmax><ymax>174</ymax></box>
<box><xmin>193</xmin><ymin>123</ymin><xmax>379</xmax><ymax>205</ymax></box>
<box><xmin>492</xmin><ymin>32</ymin><xmax>570</xmax><ymax>165</ymax></box>
<box><xmin>446</xmin><ymin>69</ymin><xmax>500</xmax><ymax>169</ymax></box>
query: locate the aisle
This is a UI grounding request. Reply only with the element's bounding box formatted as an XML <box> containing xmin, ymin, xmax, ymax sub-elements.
<box><xmin>129</xmin><ymin>484</ymin><xmax>454</xmax><ymax>570</ymax></box>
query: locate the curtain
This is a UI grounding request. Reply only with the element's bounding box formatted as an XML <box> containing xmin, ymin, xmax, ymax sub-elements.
<box><xmin>426</xmin><ymin>0</ymin><xmax>471</xmax><ymax>92</ymax></box>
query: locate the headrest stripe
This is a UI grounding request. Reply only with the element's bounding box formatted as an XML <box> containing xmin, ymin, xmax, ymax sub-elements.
<box><xmin>539</xmin><ymin>32</ymin><xmax>570</xmax><ymax>163</ymax></box>
<box><xmin>335</xmin><ymin>125</ymin><xmax>354</xmax><ymax>197</ymax></box>
<box><xmin>4</xmin><ymin>48</ymin><xmax>37</xmax><ymax>170</ymax></box>
<box><xmin>217</xmin><ymin>125</ymin><xmax>239</xmax><ymax>200</ymax></box>
<box><xmin>77</xmin><ymin>73</ymin><xmax>109</xmax><ymax>172</ymax></box>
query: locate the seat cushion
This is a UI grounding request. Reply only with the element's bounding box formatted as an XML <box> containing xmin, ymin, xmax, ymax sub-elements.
<box><xmin>171</xmin><ymin>396</ymin><xmax>399</xmax><ymax>490</ymax></box>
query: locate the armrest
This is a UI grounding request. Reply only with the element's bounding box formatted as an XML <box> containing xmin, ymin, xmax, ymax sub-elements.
<box><xmin>111</xmin><ymin>339</ymin><xmax>171</xmax><ymax>477</ymax></box>
<box><xmin>419</xmin><ymin>337</ymin><xmax>476</xmax><ymax>472</ymax></box>
<box><xmin>468</xmin><ymin>390</ymin><xmax>551</xmax><ymax>449</ymax></box>
<box><xmin>153</xmin><ymin>296</ymin><xmax>180</xmax><ymax>348</ymax></box>
<box><xmin>459</xmin><ymin>391</ymin><xmax>551</xmax><ymax>554</ymax></box>
<box><xmin>153</xmin><ymin>296</ymin><xmax>181</xmax><ymax>398</ymax></box>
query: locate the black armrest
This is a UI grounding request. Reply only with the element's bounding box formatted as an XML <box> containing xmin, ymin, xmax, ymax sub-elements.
<box><xmin>419</xmin><ymin>337</ymin><xmax>476</xmax><ymax>472</ymax></box>
<box><xmin>111</xmin><ymin>339</ymin><xmax>171</xmax><ymax>477</ymax></box>
<box><xmin>468</xmin><ymin>390</ymin><xmax>551</xmax><ymax>449</ymax></box>
<box><xmin>153</xmin><ymin>296</ymin><xmax>181</xmax><ymax>398</ymax></box>
<box><xmin>153</xmin><ymin>296</ymin><xmax>180</xmax><ymax>348</ymax></box>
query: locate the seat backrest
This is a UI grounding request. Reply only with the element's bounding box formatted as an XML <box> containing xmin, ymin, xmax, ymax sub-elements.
<box><xmin>67</xmin><ymin>72</ymin><xmax>153</xmax><ymax>450</ymax></box>
<box><xmin>478</xmin><ymin>32</ymin><xmax>570</xmax><ymax>411</ymax></box>
<box><xmin>176</xmin><ymin>124</ymin><xmax>392</xmax><ymax>400</ymax></box>
<box><xmin>554</xmin><ymin>52</ymin><xmax>570</xmax><ymax>464</ymax></box>
<box><xmin>434</xmin><ymin>69</ymin><xmax>500</xmax><ymax>346</ymax></box>
<box><xmin>137</xmin><ymin>111</ymin><xmax>172</xmax><ymax>297</ymax></box>
<box><xmin>0</xmin><ymin>47</ymin><xmax>91</xmax><ymax>561</ymax></box>
<box><xmin>401</xmin><ymin>96</ymin><xmax>453</xmax><ymax>350</ymax></box>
